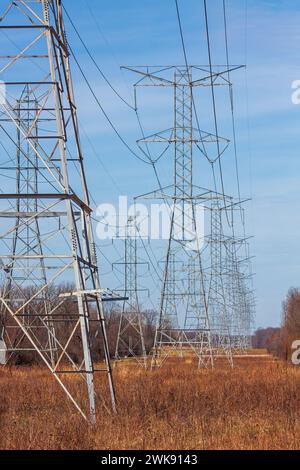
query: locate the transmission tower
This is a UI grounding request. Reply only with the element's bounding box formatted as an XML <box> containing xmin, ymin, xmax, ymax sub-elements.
<box><xmin>183</xmin><ymin>253</ymin><xmax>214</xmax><ymax>367</ymax></box>
<box><xmin>222</xmin><ymin>215</ymin><xmax>254</xmax><ymax>352</ymax></box>
<box><xmin>113</xmin><ymin>216</ymin><xmax>147</xmax><ymax>367</ymax></box>
<box><xmin>208</xmin><ymin>200</ymin><xmax>233</xmax><ymax>365</ymax></box>
<box><xmin>124</xmin><ymin>65</ymin><xmax>243</xmax><ymax>367</ymax></box>
<box><xmin>0</xmin><ymin>0</ymin><xmax>116</xmax><ymax>422</ymax></box>
<box><xmin>0</xmin><ymin>86</ymin><xmax>58</xmax><ymax>367</ymax></box>
<box><xmin>232</xmin><ymin>242</ymin><xmax>255</xmax><ymax>350</ymax></box>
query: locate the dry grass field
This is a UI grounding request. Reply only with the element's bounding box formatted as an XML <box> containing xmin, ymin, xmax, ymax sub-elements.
<box><xmin>1</xmin><ymin>354</ymin><xmax>300</xmax><ymax>450</ymax></box>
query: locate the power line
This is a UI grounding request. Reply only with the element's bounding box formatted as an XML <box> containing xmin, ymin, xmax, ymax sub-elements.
<box><xmin>174</xmin><ymin>0</ymin><xmax>210</xmax><ymax>163</ymax></box>
<box><xmin>175</xmin><ymin>0</ymin><xmax>231</xmax><ymax>229</ymax></box>
<box><xmin>80</xmin><ymin>120</ymin><xmax>123</xmax><ymax>193</ymax></box>
<box><xmin>67</xmin><ymin>41</ymin><xmax>152</xmax><ymax>166</ymax></box>
<box><xmin>175</xmin><ymin>0</ymin><xmax>189</xmax><ymax>67</ymax></box>
<box><xmin>203</xmin><ymin>0</ymin><xmax>232</xmax><ymax>226</ymax></box>
<box><xmin>64</xmin><ymin>5</ymin><xmax>175</xmax><ymax>217</ymax></box>
<box><xmin>222</xmin><ymin>0</ymin><xmax>244</xmax><ymax>225</ymax></box>
<box><xmin>63</xmin><ymin>4</ymin><xmax>134</xmax><ymax>111</ymax></box>
<box><xmin>83</xmin><ymin>0</ymin><xmax>133</xmax><ymax>98</ymax></box>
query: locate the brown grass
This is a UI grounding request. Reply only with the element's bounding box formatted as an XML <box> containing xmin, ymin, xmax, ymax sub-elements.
<box><xmin>1</xmin><ymin>356</ymin><xmax>300</xmax><ymax>450</ymax></box>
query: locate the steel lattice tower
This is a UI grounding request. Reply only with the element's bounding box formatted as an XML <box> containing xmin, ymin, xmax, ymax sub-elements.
<box><xmin>209</xmin><ymin>201</ymin><xmax>233</xmax><ymax>365</ymax></box>
<box><xmin>151</xmin><ymin>68</ymin><xmax>214</xmax><ymax>367</ymax></box>
<box><xmin>0</xmin><ymin>0</ymin><xmax>116</xmax><ymax>421</ymax></box>
<box><xmin>183</xmin><ymin>254</ymin><xmax>213</xmax><ymax>367</ymax></box>
<box><xmin>114</xmin><ymin>216</ymin><xmax>147</xmax><ymax>367</ymax></box>
<box><xmin>232</xmin><ymin>242</ymin><xmax>254</xmax><ymax>350</ymax></box>
<box><xmin>124</xmin><ymin>66</ymin><xmax>240</xmax><ymax>368</ymax></box>
<box><xmin>222</xmin><ymin>225</ymin><xmax>254</xmax><ymax>352</ymax></box>
<box><xmin>0</xmin><ymin>86</ymin><xmax>58</xmax><ymax>367</ymax></box>
<box><xmin>124</xmin><ymin>62</ymin><xmax>251</xmax><ymax>367</ymax></box>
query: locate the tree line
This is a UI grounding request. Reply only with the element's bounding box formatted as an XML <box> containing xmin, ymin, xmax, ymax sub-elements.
<box><xmin>0</xmin><ymin>283</ymin><xmax>157</xmax><ymax>365</ymax></box>
<box><xmin>252</xmin><ymin>287</ymin><xmax>300</xmax><ymax>360</ymax></box>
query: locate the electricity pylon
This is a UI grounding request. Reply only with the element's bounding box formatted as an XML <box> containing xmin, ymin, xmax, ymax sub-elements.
<box><xmin>183</xmin><ymin>254</ymin><xmax>214</xmax><ymax>367</ymax></box>
<box><xmin>231</xmin><ymin>242</ymin><xmax>255</xmax><ymax>350</ymax></box>
<box><xmin>208</xmin><ymin>201</ymin><xmax>233</xmax><ymax>365</ymax></box>
<box><xmin>221</xmin><ymin>210</ymin><xmax>254</xmax><ymax>353</ymax></box>
<box><xmin>124</xmin><ymin>65</ymin><xmax>243</xmax><ymax>368</ymax></box>
<box><xmin>0</xmin><ymin>86</ymin><xmax>58</xmax><ymax>368</ymax></box>
<box><xmin>113</xmin><ymin>216</ymin><xmax>147</xmax><ymax>367</ymax></box>
<box><xmin>0</xmin><ymin>0</ymin><xmax>116</xmax><ymax>422</ymax></box>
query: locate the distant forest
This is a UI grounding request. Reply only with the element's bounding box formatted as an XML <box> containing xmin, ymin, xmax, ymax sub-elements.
<box><xmin>252</xmin><ymin>288</ymin><xmax>300</xmax><ymax>359</ymax></box>
<box><xmin>2</xmin><ymin>285</ymin><xmax>300</xmax><ymax>364</ymax></box>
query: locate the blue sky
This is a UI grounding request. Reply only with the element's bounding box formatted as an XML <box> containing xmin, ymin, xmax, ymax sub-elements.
<box><xmin>59</xmin><ymin>0</ymin><xmax>300</xmax><ymax>328</ymax></box>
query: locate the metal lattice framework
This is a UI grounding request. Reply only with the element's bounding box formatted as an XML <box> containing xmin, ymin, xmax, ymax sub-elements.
<box><xmin>125</xmin><ymin>66</ymin><xmax>239</xmax><ymax>368</ymax></box>
<box><xmin>208</xmin><ymin>201</ymin><xmax>233</xmax><ymax>365</ymax></box>
<box><xmin>124</xmin><ymin>64</ymin><xmax>254</xmax><ymax>367</ymax></box>
<box><xmin>0</xmin><ymin>0</ymin><xmax>116</xmax><ymax>422</ymax></box>
<box><xmin>227</xmin><ymin>237</ymin><xmax>254</xmax><ymax>350</ymax></box>
<box><xmin>113</xmin><ymin>216</ymin><xmax>147</xmax><ymax>367</ymax></box>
